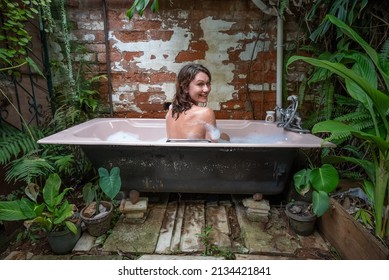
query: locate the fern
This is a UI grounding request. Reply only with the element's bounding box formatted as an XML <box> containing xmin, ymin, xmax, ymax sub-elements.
<box><xmin>5</xmin><ymin>151</ymin><xmax>55</xmax><ymax>184</ymax></box>
<box><xmin>0</xmin><ymin>123</ymin><xmax>41</xmax><ymax>165</ymax></box>
<box><xmin>379</xmin><ymin>38</ymin><xmax>389</xmax><ymax>74</ymax></box>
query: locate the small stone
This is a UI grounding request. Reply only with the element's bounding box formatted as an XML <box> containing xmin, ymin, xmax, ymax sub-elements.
<box><xmin>119</xmin><ymin>197</ymin><xmax>148</xmax><ymax>214</ymax></box>
<box><xmin>129</xmin><ymin>190</ymin><xmax>140</xmax><ymax>204</ymax></box>
<box><xmin>253</xmin><ymin>193</ymin><xmax>263</xmax><ymax>201</ymax></box>
<box><xmin>242</xmin><ymin>198</ymin><xmax>270</xmax><ymax>211</ymax></box>
<box><xmin>83</xmin><ymin>202</ymin><xmax>97</xmax><ymax>218</ymax></box>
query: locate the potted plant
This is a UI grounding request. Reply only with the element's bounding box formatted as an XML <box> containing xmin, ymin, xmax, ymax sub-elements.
<box><xmin>0</xmin><ymin>173</ymin><xmax>81</xmax><ymax>254</ymax></box>
<box><xmin>285</xmin><ymin>163</ymin><xmax>339</xmax><ymax>235</ymax></box>
<box><xmin>80</xmin><ymin>167</ymin><xmax>121</xmax><ymax>237</ymax></box>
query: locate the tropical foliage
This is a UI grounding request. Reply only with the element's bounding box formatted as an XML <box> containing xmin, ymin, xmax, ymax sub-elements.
<box><xmin>294</xmin><ymin>163</ymin><xmax>339</xmax><ymax>217</ymax></box>
<box><xmin>0</xmin><ymin>173</ymin><xmax>78</xmax><ymax>235</ymax></box>
<box><xmin>287</xmin><ymin>15</ymin><xmax>389</xmax><ymax>238</ymax></box>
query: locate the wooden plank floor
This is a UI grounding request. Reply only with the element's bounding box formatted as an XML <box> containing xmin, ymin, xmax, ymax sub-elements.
<box><xmin>101</xmin><ymin>193</ymin><xmax>333</xmax><ymax>259</ymax></box>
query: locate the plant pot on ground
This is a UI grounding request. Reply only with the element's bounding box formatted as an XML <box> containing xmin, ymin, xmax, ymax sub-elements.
<box><xmin>286</xmin><ymin>163</ymin><xmax>339</xmax><ymax>235</ymax></box>
<box><xmin>285</xmin><ymin>201</ymin><xmax>317</xmax><ymax>236</ymax></box>
<box><xmin>80</xmin><ymin>167</ymin><xmax>121</xmax><ymax>237</ymax></box>
<box><xmin>47</xmin><ymin>222</ymin><xmax>82</xmax><ymax>254</ymax></box>
<box><xmin>0</xmin><ymin>173</ymin><xmax>81</xmax><ymax>254</ymax></box>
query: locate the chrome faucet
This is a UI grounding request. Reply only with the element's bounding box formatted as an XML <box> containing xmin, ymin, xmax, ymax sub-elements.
<box><xmin>275</xmin><ymin>95</ymin><xmax>310</xmax><ymax>133</ymax></box>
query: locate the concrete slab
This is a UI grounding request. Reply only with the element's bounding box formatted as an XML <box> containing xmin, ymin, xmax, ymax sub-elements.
<box><xmin>235</xmin><ymin>254</ymin><xmax>294</xmax><ymax>260</ymax></box>
<box><xmin>102</xmin><ymin>204</ymin><xmax>167</xmax><ymax>254</ymax></box>
<box><xmin>72</xmin><ymin>255</ymin><xmax>124</xmax><ymax>260</ymax></box>
<box><xmin>180</xmin><ymin>201</ymin><xmax>205</xmax><ymax>252</ymax></box>
<box><xmin>73</xmin><ymin>232</ymin><xmax>96</xmax><ymax>252</ymax></box>
<box><xmin>233</xmin><ymin>196</ymin><xmax>300</xmax><ymax>254</ymax></box>
<box><xmin>4</xmin><ymin>251</ymin><xmax>33</xmax><ymax>260</ymax></box>
<box><xmin>138</xmin><ymin>254</ymin><xmax>225</xmax><ymax>260</ymax></box>
<box><xmin>31</xmin><ymin>255</ymin><xmax>72</xmax><ymax>260</ymax></box>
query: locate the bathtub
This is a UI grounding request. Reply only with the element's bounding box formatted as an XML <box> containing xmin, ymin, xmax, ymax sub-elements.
<box><xmin>37</xmin><ymin>118</ymin><xmax>332</xmax><ymax>195</ymax></box>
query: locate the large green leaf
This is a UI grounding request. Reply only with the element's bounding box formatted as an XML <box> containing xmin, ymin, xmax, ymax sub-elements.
<box><xmin>312</xmin><ymin>190</ymin><xmax>330</xmax><ymax>217</ymax></box>
<box><xmin>346</xmin><ymin>52</ymin><xmax>377</xmax><ymax>88</ymax></box>
<box><xmin>43</xmin><ymin>173</ymin><xmax>61</xmax><ymax>209</ymax></box>
<box><xmin>0</xmin><ymin>200</ymin><xmax>28</xmax><ymax>221</ymax></box>
<box><xmin>82</xmin><ymin>182</ymin><xmax>96</xmax><ymax>204</ymax></box>
<box><xmin>98</xmin><ymin>167</ymin><xmax>121</xmax><ymax>200</ymax></box>
<box><xmin>65</xmin><ymin>221</ymin><xmax>78</xmax><ymax>235</ymax></box>
<box><xmin>310</xmin><ymin>164</ymin><xmax>339</xmax><ymax>193</ymax></box>
<box><xmin>351</xmin><ymin>130</ymin><xmax>389</xmax><ymax>154</ymax></box>
<box><xmin>325</xmin><ymin>15</ymin><xmax>389</xmax><ymax>88</ymax></box>
<box><xmin>53</xmin><ymin>200</ymin><xmax>73</xmax><ymax>225</ymax></box>
<box><xmin>287</xmin><ymin>56</ymin><xmax>389</xmax><ymax>125</ymax></box>
<box><xmin>322</xmin><ymin>155</ymin><xmax>375</xmax><ymax>183</ymax></box>
<box><xmin>19</xmin><ymin>197</ymin><xmax>38</xmax><ymax>219</ymax></box>
<box><xmin>293</xmin><ymin>169</ymin><xmax>311</xmax><ymax>196</ymax></box>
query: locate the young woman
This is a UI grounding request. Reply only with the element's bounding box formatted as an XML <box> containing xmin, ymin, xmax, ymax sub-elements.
<box><xmin>166</xmin><ymin>63</ymin><xmax>229</xmax><ymax>142</ymax></box>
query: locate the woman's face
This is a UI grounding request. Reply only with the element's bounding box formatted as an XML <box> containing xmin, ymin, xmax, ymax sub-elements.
<box><xmin>187</xmin><ymin>71</ymin><xmax>211</xmax><ymax>105</ymax></box>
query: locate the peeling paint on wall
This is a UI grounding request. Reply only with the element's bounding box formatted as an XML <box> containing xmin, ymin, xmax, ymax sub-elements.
<box><xmin>64</xmin><ymin>0</ymin><xmax>297</xmax><ymax>119</ymax></box>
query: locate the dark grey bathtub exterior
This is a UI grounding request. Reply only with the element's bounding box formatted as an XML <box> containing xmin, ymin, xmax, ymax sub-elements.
<box><xmin>81</xmin><ymin>145</ymin><xmax>296</xmax><ymax>195</ymax></box>
<box><xmin>37</xmin><ymin>118</ymin><xmax>332</xmax><ymax>195</ymax></box>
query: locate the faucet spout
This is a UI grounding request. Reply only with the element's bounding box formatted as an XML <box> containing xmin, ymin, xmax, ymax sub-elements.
<box><xmin>275</xmin><ymin>95</ymin><xmax>310</xmax><ymax>133</ymax></box>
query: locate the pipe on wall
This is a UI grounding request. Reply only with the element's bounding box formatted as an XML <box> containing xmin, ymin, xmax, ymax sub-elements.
<box><xmin>251</xmin><ymin>0</ymin><xmax>283</xmax><ymax>110</ymax></box>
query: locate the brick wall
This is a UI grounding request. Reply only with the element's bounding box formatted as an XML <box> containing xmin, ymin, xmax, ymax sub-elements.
<box><xmin>65</xmin><ymin>0</ymin><xmax>302</xmax><ymax>120</ymax></box>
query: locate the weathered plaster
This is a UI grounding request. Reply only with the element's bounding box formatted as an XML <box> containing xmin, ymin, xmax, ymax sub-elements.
<box><xmin>109</xmin><ymin>25</ymin><xmax>192</xmax><ymax>73</ymax></box>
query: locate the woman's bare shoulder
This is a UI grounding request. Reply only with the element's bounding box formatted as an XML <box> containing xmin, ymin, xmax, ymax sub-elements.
<box><xmin>193</xmin><ymin>107</ymin><xmax>215</xmax><ymax>122</ymax></box>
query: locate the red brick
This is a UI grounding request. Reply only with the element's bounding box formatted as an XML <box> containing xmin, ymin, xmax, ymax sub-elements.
<box><xmin>150</xmin><ymin>72</ymin><xmax>176</xmax><ymax>83</ymax></box>
<box><xmin>189</xmin><ymin>40</ymin><xmax>208</xmax><ymax>52</ymax></box>
<box><xmin>133</xmin><ymin>20</ymin><xmax>162</xmax><ymax>31</ymax></box>
<box><xmin>123</xmin><ymin>51</ymin><xmax>143</xmax><ymax>61</ymax></box>
<box><xmin>112</xmin><ymin>31</ymin><xmax>148</xmax><ymax>42</ymax></box>
<box><xmin>149</xmin><ymin>30</ymin><xmax>174</xmax><ymax>41</ymax></box>
<box><xmin>175</xmin><ymin>51</ymin><xmax>205</xmax><ymax>62</ymax></box>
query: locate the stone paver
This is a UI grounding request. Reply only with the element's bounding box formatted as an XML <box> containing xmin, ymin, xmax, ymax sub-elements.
<box><xmin>233</xmin><ymin>196</ymin><xmax>300</xmax><ymax>254</ymax></box>
<box><xmin>73</xmin><ymin>232</ymin><xmax>96</xmax><ymax>252</ymax></box>
<box><xmin>102</xmin><ymin>205</ymin><xmax>167</xmax><ymax>254</ymax></box>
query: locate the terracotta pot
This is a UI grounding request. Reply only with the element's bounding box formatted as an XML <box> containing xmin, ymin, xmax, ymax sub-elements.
<box><xmin>285</xmin><ymin>201</ymin><xmax>317</xmax><ymax>236</ymax></box>
<box><xmin>80</xmin><ymin>201</ymin><xmax>113</xmax><ymax>237</ymax></box>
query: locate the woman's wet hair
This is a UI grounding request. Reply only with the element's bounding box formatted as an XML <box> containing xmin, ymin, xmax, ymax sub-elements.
<box><xmin>171</xmin><ymin>63</ymin><xmax>211</xmax><ymax>119</ymax></box>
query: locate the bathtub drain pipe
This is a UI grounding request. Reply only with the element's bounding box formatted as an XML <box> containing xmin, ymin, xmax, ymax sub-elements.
<box><xmin>251</xmin><ymin>0</ymin><xmax>284</xmax><ymax>112</ymax></box>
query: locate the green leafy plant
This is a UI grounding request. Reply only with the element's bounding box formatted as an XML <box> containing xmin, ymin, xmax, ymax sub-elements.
<box><xmin>293</xmin><ymin>163</ymin><xmax>339</xmax><ymax>217</ymax></box>
<box><xmin>196</xmin><ymin>225</ymin><xmax>234</xmax><ymax>259</ymax></box>
<box><xmin>0</xmin><ymin>173</ymin><xmax>78</xmax><ymax>236</ymax></box>
<box><xmin>0</xmin><ymin>0</ymin><xmax>49</xmax><ymax>75</ymax></box>
<box><xmin>82</xmin><ymin>167</ymin><xmax>121</xmax><ymax>215</ymax></box>
<box><xmin>287</xmin><ymin>15</ymin><xmax>389</xmax><ymax>238</ymax></box>
<box><xmin>126</xmin><ymin>0</ymin><xmax>159</xmax><ymax>20</ymax></box>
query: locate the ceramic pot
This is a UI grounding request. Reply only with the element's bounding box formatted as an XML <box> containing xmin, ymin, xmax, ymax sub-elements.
<box><xmin>47</xmin><ymin>225</ymin><xmax>81</xmax><ymax>254</ymax></box>
<box><xmin>80</xmin><ymin>201</ymin><xmax>113</xmax><ymax>237</ymax></box>
<box><xmin>285</xmin><ymin>201</ymin><xmax>317</xmax><ymax>236</ymax></box>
